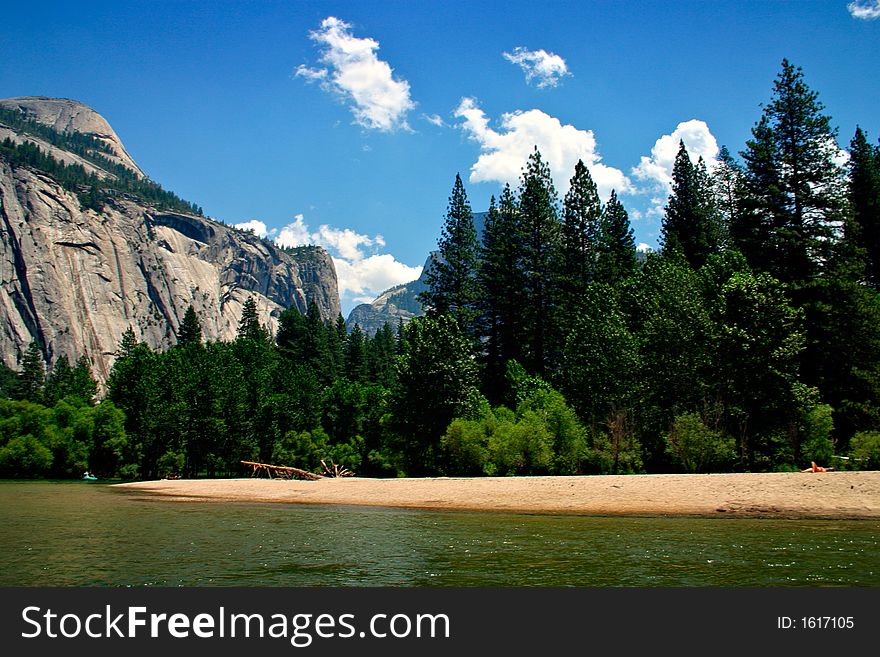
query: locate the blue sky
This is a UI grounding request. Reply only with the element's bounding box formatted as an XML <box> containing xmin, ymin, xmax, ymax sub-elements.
<box><xmin>2</xmin><ymin>1</ymin><xmax>879</xmax><ymax>314</ymax></box>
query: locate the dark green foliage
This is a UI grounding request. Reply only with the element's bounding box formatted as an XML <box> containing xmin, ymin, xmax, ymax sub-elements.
<box><xmin>710</xmin><ymin>270</ymin><xmax>804</xmax><ymax>467</ymax></box>
<box><xmin>44</xmin><ymin>355</ymin><xmax>97</xmax><ymax>406</ymax></box>
<box><xmin>595</xmin><ymin>190</ymin><xmax>638</xmax><ymax>285</ymax></box>
<box><xmin>477</xmin><ymin>187</ymin><xmax>527</xmax><ymax>401</ymax></box>
<box><xmin>0</xmin><ymin>362</ymin><xmax>17</xmax><ymax>400</ymax></box>
<box><xmin>661</xmin><ymin>142</ymin><xmax>721</xmax><ymax>268</ymax></box>
<box><xmin>345</xmin><ymin>324</ymin><xmax>369</xmax><ymax>383</ymax></box>
<box><xmin>16</xmin><ymin>341</ymin><xmax>45</xmax><ymax>403</ymax></box>
<box><xmin>563</xmin><ymin>284</ymin><xmax>640</xmax><ymax>429</ymax></box>
<box><xmin>636</xmin><ymin>256</ymin><xmax>713</xmax><ymax>426</ymax></box>
<box><xmin>237</xmin><ymin>297</ymin><xmax>269</xmax><ymax>343</ymax></box>
<box><xmin>712</xmin><ymin>146</ymin><xmax>745</xmax><ymax>246</ymax></box>
<box><xmin>736</xmin><ymin>60</ymin><xmax>846</xmax><ymax>284</ymax></box>
<box><xmin>389</xmin><ymin>315</ymin><xmax>483</xmax><ymax>474</ymax></box>
<box><xmin>419</xmin><ymin>174</ymin><xmax>480</xmax><ymax>335</ymax></box>
<box><xmin>560</xmin><ymin>160</ymin><xmax>602</xmax><ymax>315</ymax></box>
<box><xmin>176</xmin><ymin>305</ymin><xmax>203</xmax><ymax>346</ymax></box>
<box><xmin>799</xmin><ymin>279</ymin><xmax>880</xmax><ymax>444</ymax></box>
<box><xmin>367</xmin><ymin>323</ymin><xmax>397</xmax><ymax>388</ymax></box>
<box><xmin>847</xmin><ymin>128</ymin><xmax>880</xmax><ymax>287</ymax></box>
<box><xmin>516</xmin><ymin>147</ymin><xmax>562</xmax><ymax>376</ymax></box>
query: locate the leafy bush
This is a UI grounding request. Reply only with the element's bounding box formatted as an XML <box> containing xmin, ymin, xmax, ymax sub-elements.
<box><xmin>665</xmin><ymin>413</ymin><xmax>735</xmax><ymax>473</ymax></box>
<box><xmin>848</xmin><ymin>431</ymin><xmax>880</xmax><ymax>470</ymax></box>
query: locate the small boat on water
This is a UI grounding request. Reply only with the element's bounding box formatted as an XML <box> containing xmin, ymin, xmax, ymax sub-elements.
<box><xmin>82</xmin><ymin>472</ymin><xmax>98</xmax><ymax>481</ymax></box>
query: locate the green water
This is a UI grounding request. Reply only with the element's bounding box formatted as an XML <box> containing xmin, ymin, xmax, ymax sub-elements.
<box><xmin>0</xmin><ymin>481</ymin><xmax>877</xmax><ymax>586</ymax></box>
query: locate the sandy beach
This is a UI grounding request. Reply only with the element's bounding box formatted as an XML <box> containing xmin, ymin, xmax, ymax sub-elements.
<box><xmin>116</xmin><ymin>471</ymin><xmax>880</xmax><ymax>519</ymax></box>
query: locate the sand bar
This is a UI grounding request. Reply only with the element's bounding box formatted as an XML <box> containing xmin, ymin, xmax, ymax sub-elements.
<box><xmin>115</xmin><ymin>471</ymin><xmax>880</xmax><ymax>519</ymax></box>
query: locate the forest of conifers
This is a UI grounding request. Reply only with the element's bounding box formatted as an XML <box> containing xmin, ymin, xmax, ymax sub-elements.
<box><xmin>1</xmin><ymin>59</ymin><xmax>879</xmax><ymax>479</ymax></box>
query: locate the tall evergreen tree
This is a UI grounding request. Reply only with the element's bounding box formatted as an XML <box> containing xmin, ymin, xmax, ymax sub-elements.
<box><xmin>237</xmin><ymin>297</ymin><xmax>269</xmax><ymax>342</ymax></box>
<box><xmin>345</xmin><ymin>324</ymin><xmax>369</xmax><ymax>383</ymax></box>
<box><xmin>737</xmin><ymin>59</ymin><xmax>847</xmax><ymax>283</ymax></box>
<box><xmin>367</xmin><ymin>323</ymin><xmax>397</xmax><ymax>388</ymax></box>
<box><xmin>595</xmin><ymin>190</ymin><xmax>638</xmax><ymax>284</ymax></box>
<box><xmin>70</xmin><ymin>355</ymin><xmax>98</xmax><ymax>404</ymax></box>
<box><xmin>661</xmin><ymin>141</ymin><xmax>720</xmax><ymax>268</ymax></box>
<box><xmin>517</xmin><ymin>147</ymin><xmax>562</xmax><ymax>376</ymax></box>
<box><xmin>477</xmin><ymin>186</ymin><xmax>526</xmax><ymax>400</ymax></box>
<box><xmin>560</xmin><ymin>160</ymin><xmax>602</xmax><ymax>304</ymax></box>
<box><xmin>17</xmin><ymin>340</ymin><xmax>45</xmax><ymax>403</ymax></box>
<box><xmin>419</xmin><ymin>174</ymin><xmax>480</xmax><ymax>336</ymax></box>
<box><xmin>176</xmin><ymin>305</ymin><xmax>203</xmax><ymax>346</ymax></box>
<box><xmin>44</xmin><ymin>355</ymin><xmax>73</xmax><ymax>405</ymax></box>
<box><xmin>712</xmin><ymin>145</ymin><xmax>745</xmax><ymax>246</ymax></box>
<box><xmin>848</xmin><ymin>127</ymin><xmax>880</xmax><ymax>287</ymax></box>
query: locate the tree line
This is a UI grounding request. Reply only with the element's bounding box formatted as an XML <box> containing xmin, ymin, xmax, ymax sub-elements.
<box><xmin>1</xmin><ymin>59</ymin><xmax>879</xmax><ymax>478</ymax></box>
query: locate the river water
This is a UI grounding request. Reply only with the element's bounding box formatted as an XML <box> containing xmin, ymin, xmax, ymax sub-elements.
<box><xmin>0</xmin><ymin>481</ymin><xmax>877</xmax><ymax>586</ymax></box>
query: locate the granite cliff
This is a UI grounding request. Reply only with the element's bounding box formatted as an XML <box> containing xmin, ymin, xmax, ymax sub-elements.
<box><xmin>0</xmin><ymin>97</ymin><xmax>340</xmax><ymax>380</ymax></box>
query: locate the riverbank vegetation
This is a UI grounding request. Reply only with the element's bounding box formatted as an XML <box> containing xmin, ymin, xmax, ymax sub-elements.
<box><xmin>1</xmin><ymin>60</ymin><xmax>879</xmax><ymax>479</ymax></box>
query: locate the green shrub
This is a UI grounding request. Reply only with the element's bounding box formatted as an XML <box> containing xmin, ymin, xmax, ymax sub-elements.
<box><xmin>848</xmin><ymin>431</ymin><xmax>880</xmax><ymax>470</ymax></box>
<box><xmin>665</xmin><ymin>413</ymin><xmax>735</xmax><ymax>473</ymax></box>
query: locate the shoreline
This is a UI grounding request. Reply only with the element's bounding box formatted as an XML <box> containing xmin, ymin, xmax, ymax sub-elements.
<box><xmin>115</xmin><ymin>471</ymin><xmax>880</xmax><ymax>520</ymax></box>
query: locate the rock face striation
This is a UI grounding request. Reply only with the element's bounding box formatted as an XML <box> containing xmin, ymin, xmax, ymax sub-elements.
<box><xmin>0</xmin><ymin>97</ymin><xmax>340</xmax><ymax>380</ymax></box>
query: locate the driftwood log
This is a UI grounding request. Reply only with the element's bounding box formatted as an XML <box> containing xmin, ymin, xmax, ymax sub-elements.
<box><xmin>240</xmin><ymin>461</ymin><xmax>324</xmax><ymax>481</ymax></box>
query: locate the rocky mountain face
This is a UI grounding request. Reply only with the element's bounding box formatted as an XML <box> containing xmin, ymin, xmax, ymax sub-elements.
<box><xmin>0</xmin><ymin>97</ymin><xmax>340</xmax><ymax>380</ymax></box>
<box><xmin>346</xmin><ymin>254</ymin><xmax>431</xmax><ymax>335</ymax></box>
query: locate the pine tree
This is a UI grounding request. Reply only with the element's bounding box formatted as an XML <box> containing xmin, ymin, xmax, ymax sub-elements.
<box><xmin>477</xmin><ymin>186</ymin><xmax>526</xmax><ymax>399</ymax></box>
<box><xmin>712</xmin><ymin>146</ymin><xmax>745</xmax><ymax>246</ymax></box>
<box><xmin>176</xmin><ymin>305</ymin><xmax>203</xmax><ymax>346</ymax></box>
<box><xmin>661</xmin><ymin>141</ymin><xmax>720</xmax><ymax>268</ymax></box>
<box><xmin>848</xmin><ymin>127</ymin><xmax>880</xmax><ymax>287</ymax></box>
<box><xmin>304</xmin><ymin>301</ymin><xmax>336</xmax><ymax>384</ymax></box>
<box><xmin>118</xmin><ymin>327</ymin><xmax>139</xmax><ymax>359</ymax></box>
<box><xmin>517</xmin><ymin>147</ymin><xmax>562</xmax><ymax>376</ymax></box>
<box><xmin>368</xmin><ymin>323</ymin><xmax>397</xmax><ymax>388</ymax></box>
<box><xmin>738</xmin><ymin>59</ymin><xmax>847</xmax><ymax>283</ymax></box>
<box><xmin>17</xmin><ymin>340</ymin><xmax>45</xmax><ymax>403</ymax></box>
<box><xmin>70</xmin><ymin>355</ymin><xmax>98</xmax><ymax>404</ymax></box>
<box><xmin>560</xmin><ymin>160</ymin><xmax>602</xmax><ymax>316</ymax></box>
<box><xmin>595</xmin><ymin>190</ymin><xmax>638</xmax><ymax>285</ymax></box>
<box><xmin>419</xmin><ymin>174</ymin><xmax>480</xmax><ymax>336</ymax></box>
<box><xmin>237</xmin><ymin>297</ymin><xmax>269</xmax><ymax>342</ymax></box>
<box><xmin>345</xmin><ymin>324</ymin><xmax>369</xmax><ymax>383</ymax></box>
<box><xmin>276</xmin><ymin>306</ymin><xmax>307</xmax><ymax>362</ymax></box>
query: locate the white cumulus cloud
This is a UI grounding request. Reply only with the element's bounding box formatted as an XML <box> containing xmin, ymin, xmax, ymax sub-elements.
<box><xmin>632</xmin><ymin>119</ymin><xmax>719</xmax><ymax>191</ymax></box>
<box><xmin>454</xmin><ymin>97</ymin><xmax>630</xmax><ymax>200</ymax></box>
<box><xmin>272</xmin><ymin>214</ymin><xmax>420</xmax><ymax>303</ymax></box>
<box><xmin>233</xmin><ymin>219</ymin><xmax>269</xmax><ymax>237</ymax></box>
<box><xmin>334</xmin><ymin>254</ymin><xmax>423</xmax><ymax>300</ymax></box>
<box><xmin>849</xmin><ymin>1</ymin><xmax>880</xmax><ymax>19</ymax></box>
<box><xmin>296</xmin><ymin>16</ymin><xmax>416</xmax><ymax>131</ymax></box>
<box><xmin>503</xmin><ymin>47</ymin><xmax>571</xmax><ymax>88</ymax></box>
